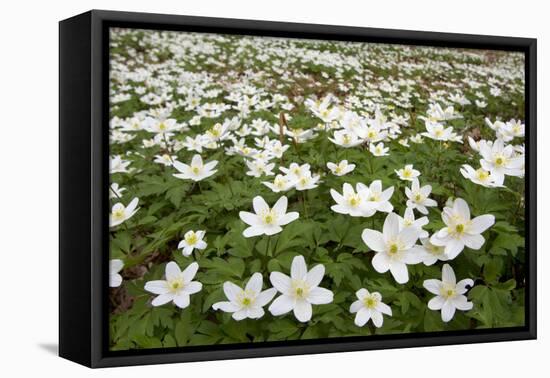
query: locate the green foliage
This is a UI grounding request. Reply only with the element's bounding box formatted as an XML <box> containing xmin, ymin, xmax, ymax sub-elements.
<box><xmin>108</xmin><ymin>28</ymin><xmax>526</xmax><ymax>351</ymax></box>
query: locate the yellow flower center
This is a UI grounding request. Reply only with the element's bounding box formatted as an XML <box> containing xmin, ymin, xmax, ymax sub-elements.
<box><xmin>368</xmin><ymin>131</ymin><xmax>376</xmax><ymax>138</ymax></box>
<box><xmin>476</xmin><ymin>169</ymin><xmax>490</xmax><ymax>181</ymax></box>
<box><xmin>495</xmin><ymin>156</ymin><xmax>505</xmax><ymax>166</ymax></box>
<box><xmin>242</xmin><ymin>297</ymin><xmax>251</xmax><ymax>306</ymax></box>
<box><xmin>363</xmin><ymin>296</ymin><xmax>378</xmax><ymax>309</ymax></box>
<box><xmin>389</xmin><ymin>243</ymin><xmax>399</xmax><ymax>254</ymax></box>
<box><xmin>403</xmin><ymin>169</ymin><xmax>412</xmax><ymax>177</ymax></box>
<box><xmin>158</xmin><ymin>123</ymin><xmax>166</xmax><ymax>130</ymax></box>
<box><xmin>192</xmin><ymin>166</ymin><xmax>200</xmax><ymax>174</ymax></box>
<box><xmin>455</xmin><ymin>224</ymin><xmax>465</xmax><ymax>233</ymax></box>
<box><xmin>262</xmin><ymin>210</ymin><xmax>277</xmax><ymax>225</ymax></box>
<box><xmin>415</xmin><ymin>193</ymin><xmax>423</xmax><ymax>202</ymax></box>
<box><xmin>435</xmin><ymin>129</ymin><xmax>443</xmax><ymax>137</ymax></box>
<box><xmin>343</xmin><ymin>135</ymin><xmax>351</xmax><ymax>144</ymax></box>
<box><xmin>348</xmin><ymin>195</ymin><xmax>361</xmax><ymax>207</ymax></box>
<box><xmin>186</xmin><ymin>233</ymin><xmax>198</xmax><ymax>245</ymax></box>
<box><xmin>113</xmin><ymin>209</ymin><xmax>125</xmax><ymax>219</ymax></box>
<box><xmin>168</xmin><ymin>279</ymin><xmax>184</xmax><ymax>293</ymax></box>
<box><xmin>292</xmin><ymin>281</ymin><xmax>309</xmax><ymax>299</ymax></box>
<box><xmin>440</xmin><ymin>286</ymin><xmax>456</xmax><ymax>299</ymax></box>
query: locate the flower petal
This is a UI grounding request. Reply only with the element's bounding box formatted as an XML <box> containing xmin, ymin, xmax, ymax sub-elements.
<box><xmin>428</xmin><ymin>296</ymin><xmax>445</xmax><ymax>310</ymax></box>
<box><xmin>268</xmin><ymin>294</ymin><xmax>295</xmax><ymax>316</ymax></box>
<box><xmin>239</xmin><ymin>211</ymin><xmax>261</xmax><ymax>226</ymax></box>
<box><xmin>272</xmin><ymin>196</ymin><xmax>288</xmax><ymax>215</ymax></box>
<box><xmin>383</xmin><ymin>213</ymin><xmax>400</xmax><ymax>240</ymax></box>
<box><xmin>305</xmin><ymin>264</ymin><xmax>325</xmax><ymax>288</ymax></box>
<box><xmin>144</xmin><ymin>280</ymin><xmax>169</xmax><ymax>295</ymax></box>
<box><xmin>293</xmin><ymin>299</ymin><xmax>312</xmax><ymax>322</ymax></box>
<box><xmin>372</xmin><ymin>252</ymin><xmax>390</xmax><ymax>273</ymax></box>
<box><xmin>212</xmin><ymin>301</ymin><xmax>241</xmax><ymax>312</ymax></box>
<box><xmin>389</xmin><ymin>261</ymin><xmax>409</xmax><ymax>284</ymax></box>
<box><xmin>183</xmin><ymin>281</ymin><xmax>202</xmax><ymax>295</ymax></box>
<box><xmin>441</xmin><ymin>300</ymin><xmax>456</xmax><ymax>322</ymax></box>
<box><xmin>256</xmin><ymin>288</ymin><xmax>277</xmax><ymax>307</ymax></box>
<box><xmin>173</xmin><ymin>293</ymin><xmax>191</xmax><ymax>309</ymax></box>
<box><xmin>151</xmin><ymin>293</ymin><xmax>174</xmax><ymax>307</ymax></box>
<box><xmin>253</xmin><ymin>196</ymin><xmax>269</xmax><ymax>214</ymax></box>
<box><xmin>354</xmin><ymin>308</ymin><xmax>371</xmax><ymax>327</ymax></box>
<box><xmin>361</xmin><ymin>229</ymin><xmax>385</xmax><ymax>252</ymax></box>
<box><xmin>165</xmin><ymin>261</ymin><xmax>181</xmax><ymax>281</ymax></box>
<box><xmin>182</xmin><ymin>262</ymin><xmax>199</xmax><ymax>283</ymax></box>
<box><xmin>223</xmin><ymin>281</ymin><xmax>243</xmax><ymax>302</ymax></box>
<box><xmin>423</xmin><ymin>279</ymin><xmax>442</xmax><ymax>295</ymax></box>
<box><xmin>270</xmin><ymin>272</ymin><xmax>292</xmax><ymax>294</ymax></box>
<box><xmin>469</xmin><ymin>214</ymin><xmax>495</xmax><ymax>234</ymax></box>
<box><xmin>307</xmin><ymin>287</ymin><xmax>333</xmax><ymax>305</ymax></box>
<box><xmin>245</xmin><ymin>272</ymin><xmax>263</xmax><ymax>293</ymax></box>
<box><xmin>441</xmin><ymin>264</ymin><xmax>456</xmax><ymax>285</ymax></box>
<box><xmin>291</xmin><ymin>255</ymin><xmax>308</xmax><ymax>280</ymax></box>
<box><xmin>278</xmin><ymin>211</ymin><xmax>299</xmax><ymax>226</ymax></box>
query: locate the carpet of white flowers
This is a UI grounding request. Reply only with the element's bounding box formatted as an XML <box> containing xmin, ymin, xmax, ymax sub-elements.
<box><xmin>108</xmin><ymin>28</ymin><xmax>526</xmax><ymax>350</ymax></box>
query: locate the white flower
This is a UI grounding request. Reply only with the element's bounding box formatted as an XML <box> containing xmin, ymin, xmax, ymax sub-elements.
<box><xmin>460</xmin><ymin>164</ymin><xmax>502</xmax><ymax>188</ymax></box>
<box><xmin>262</xmin><ymin>174</ymin><xmax>297</xmax><ymax>193</ymax></box>
<box><xmin>239</xmin><ymin>196</ymin><xmax>299</xmax><ymax>237</ymax></box>
<box><xmin>423</xmin><ymin>264</ymin><xmax>473</xmax><ymax>322</ymax></box>
<box><xmin>370</xmin><ymin>142</ymin><xmax>389</xmax><ymax>156</ymax></box>
<box><xmin>475</xmin><ymin>100</ymin><xmax>487</xmax><ymax>108</ymax></box>
<box><xmin>173</xmin><ymin>154</ymin><xmax>218</xmax><ymax>182</ymax></box>
<box><xmin>502</xmin><ymin>119</ymin><xmax>525</xmax><ymax>139</ymax></box>
<box><xmin>430</xmin><ymin>198</ymin><xmax>495</xmax><ymax>259</ymax></box>
<box><xmin>395</xmin><ymin>164</ymin><xmax>420</xmax><ymax>181</ymax></box>
<box><xmin>268</xmin><ymin>255</ymin><xmax>333</xmax><ymax>322</ymax></box>
<box><xmin>154</xmin><ymin>154</ymin><xmax>176</xmax><ymax>166</ymax></box>
<box><xmin>109</xmin><ymin>183</ymin><xmax>126</xmax><ymax>198</ymax></box>
<box><xmin>178</xmin><ymin>230</ymin><xmax>207</xmax><ymax>256</ymax></box>
<box><xmin>110</xmin><ymin>197</ymin><xmax>139</xmax><ymax>227</ymax></box>
<box><xmin>285</xmin><ymin>128</ymin><xmax>317</xmax><ymax>143</ymax></box>
<box><xmin>327</xmin><ymin>160</ymin><xmax>356</xmax><ymax>176</ymax></box>
<box><xmin>245</xmin><ymin>158</ymin><xmax>275</xmax><ymax>177</ymax></box>
<box><xmin>416</xmin><ymin>237</ymin><xmax>450</xmax><ymax>266</ymax></box>
<box><xmin>330</xmin><ymin>183</ymin><xmax>377</xmax><ymax>217</ymax></box>
<box><xmin>280</xmin><ymin>162</ymin><xmax>311</xmax><ymax>180</ymax></box>
<box><xmin>410</xmin><ymin>134</ymin><xmax>424</xmax><ymax>144</ymax></box>
<box><xmin>405</xmin><ymin>178</ymin><xmax>437</xmax><ymax>214</ymax></box>
<box><xmin>212</xmin><ymin>273</ymin><xmax>277</xmax><ymax>320</ymax></box>
<box><xmin>110</xmin><ymin>155</ymin><xmax>132</xmax><ymax>173</ymax></box>
<box><xmin>329</xmin><ymin>130</ymin><xmax>363</xmax><ymax>148</ymax></box>
<box><xmin>479</xmin><ymin>139</ymin><xmax>523</xmax><ymax>185</ymax></box>
<box><xmin>295</xmin><ymin>173</ymin><xmax>321</xmax><ymax>191</ymax></box>
<box><xmin>144</xmin><ymin>118</ymin><xmax>179</xmax><ymax>134</ymax></box>
<box><xmin>363</xmin><ymin>180</ymin><xmax>394</xmax><ymax>213</ymax></box>
<box><xmin>204</xmin><ymin>122</ymin><xmax>231</xmax><ymax>143</ymax></box>
<box><xmin>264</xmin><ymin>140</ymin><xmax>290</xmax><ymax>158</ymax></box>
<box><xmin>399</xmin><ymin>207</ymin><xmax>429</xmax><ymax>239</ymax></box>
<box><xmin>144</xmin><ymin>262</ymin><xmax>202</xmax><ymax>309</ymax></box>
<box><xmin>361</xmin><ymin>212</ymin><xmax>422</xmax><ymax>283</ymax></box>
<box><xmin>109</xmin><ymin>259</ymin><xmax>124</xmax><ymax>288</ymax></box>
<box><xmin>349</xmin><ymin>288</ymin><xmax>392</xmax><ymax>327</ymax></box>
<box><xmin>182</xmin><ymin>135</ymin><xmax>207</xmax><ymax>153</ymax></box>
<box><xmin>422</xmin><ymin>122</ymin><xmax>454</xmax><ymax>141</ymax></box>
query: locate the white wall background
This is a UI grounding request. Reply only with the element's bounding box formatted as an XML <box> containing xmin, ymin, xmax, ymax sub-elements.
<box><xmin>0</xmin><ymin>0</ymin><xmax>546</xmax><ymax>375</ymax></box>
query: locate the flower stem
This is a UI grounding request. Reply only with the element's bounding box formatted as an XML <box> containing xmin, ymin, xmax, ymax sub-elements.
<box><xmin>302</xmin><ymin>191</ymin><xmax>309</xmax><ymax>218</ymax></box>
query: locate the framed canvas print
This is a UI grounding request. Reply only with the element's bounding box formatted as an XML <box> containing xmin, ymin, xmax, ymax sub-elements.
<box><xmin>59</xmin><ymin>10</ymin><xmax>537</xmax><ymax>368</ymax></box>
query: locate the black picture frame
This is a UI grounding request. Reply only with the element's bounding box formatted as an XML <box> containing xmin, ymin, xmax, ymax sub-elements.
<box><xmin>59</xmin><ymin>9</ymin><xmax>537</xmax><ymax>368</ymax></box>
